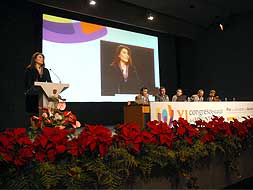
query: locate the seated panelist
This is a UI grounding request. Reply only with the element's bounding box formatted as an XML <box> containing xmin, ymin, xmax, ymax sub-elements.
<box><xmin>155</xmin><ymin>86</ymin><xmax>170</xmax><ymax>102</ymax></box>
<box><xmin>135</xmin><ymin>87</ymin><xmax>150</xmax><ymax>105</ymax></box>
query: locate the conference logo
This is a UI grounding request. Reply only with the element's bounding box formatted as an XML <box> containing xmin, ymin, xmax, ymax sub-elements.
<box><xmin>156</xmin><ymin>105</ymin><xmax>174</xmax><ymax>126</ymax></box>
<box><xmin>155</xmin><ymin>105</ymin><xmax>190</xmax><ymax>126</ymax></box>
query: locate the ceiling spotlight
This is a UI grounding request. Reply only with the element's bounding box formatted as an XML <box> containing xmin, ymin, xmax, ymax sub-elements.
<box><xmin>219</xmin><ymin>23</ymin><xmax>224</xmax><ymax>31</ymax></box>
<box><xmin>89</xmin><ymin>0</ymin><xmax>96</xmax><ymax>6</ymax></box>
<box><xmin>147</xmin><ymin>12</ymin><xmax>154</xmax><ymax>21</ymax></box>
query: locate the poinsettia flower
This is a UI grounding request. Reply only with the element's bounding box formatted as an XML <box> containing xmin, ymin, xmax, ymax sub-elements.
<box><xmin>231</xmin><ymin>119</ymin><xmax>248</xmax><ymax>139</ymax></box>
<box><xmin>146</xmin><ymin>121</ymin><xmax>174</xmax><ymax>148</ymax></box>
<box><xmin>0</xmin><ymin>128</ymin><xmax>33</xmax><ymax>166</ymax></box>
<box><xmin>141</xmin><ymin>131</ymin><xmax>157</xmax><ymax>144</ymax></box>
<box><xmin>185</xmin><ymin>125</ymin><xmax>199</xmax><ymax>137</ymax></box>
<box><xmin>67</xmin><ymin>138</ymin><xmax>79</xmax><ymax>156</ymax></box>
<box><xmin>177</xmin><ymin>126</ymin><xmax>186</xmax><ymax>136</ymax></box>
<box><xmin>201</xmin><ymin>133</ymin><xmax>215</xmax><ymax>143</ymax></box>
<box><xmin>33</xmin><ymin>127</ymin><xmax>74</xmax><ymax>162</ymax></box>
<box><xmin>76</xmin><ymin>125</ymin><xmax>112</xmax><ymax>157</ymax></box>
<box><xmin>114</xmin><ymin>123</ymin><xmax>143</xmax><ymax>153</ymax></box>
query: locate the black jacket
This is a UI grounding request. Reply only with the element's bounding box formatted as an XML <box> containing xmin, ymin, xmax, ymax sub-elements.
<box><xmin>24</xmin><ymin>66</ymin><xmax>52</xmax><ymax>93</ymax></box>
<box><xmin>24</xmin><ymin>66</ymin><xmax>52</xmax><ymax>114</ymax></box>
<box><xmin>101</xmin><ymin>65</ymin><xmax>142</xmax><ymax>96</ymax></box>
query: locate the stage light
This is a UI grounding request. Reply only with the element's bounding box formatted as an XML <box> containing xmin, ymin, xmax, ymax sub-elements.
<box><xmin>147</xmin><ymin>12</ymin><xmax>154</xmax><ymax>21</ymax></box>
<box><xmin>219</xmin><ymin>23</ymin><xmax>224</xmax><ymax>31</ymax></box>
<box><xmin>89</xmin><ymin>0</ymin><xmax>96</xmax><ymax>6</ymax></box>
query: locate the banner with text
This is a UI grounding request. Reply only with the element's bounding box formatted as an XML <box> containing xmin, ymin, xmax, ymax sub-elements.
<box><xmin>150</xmin><ymin>102</ymin><xmax>253</xmax><ymax>125</ymax></box>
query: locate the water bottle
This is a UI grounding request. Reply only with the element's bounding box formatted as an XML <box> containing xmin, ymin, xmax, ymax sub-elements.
<box><xmin>224</xmin><ymin>97</ymin><xmax>228</xmax><ymax>101</ymax></box>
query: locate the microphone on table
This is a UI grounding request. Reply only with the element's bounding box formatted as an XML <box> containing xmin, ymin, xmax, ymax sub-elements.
<box><xmin>49</xmin><ymin>68</ymin><xmax>61</xmax><ymax>83</ymax></box>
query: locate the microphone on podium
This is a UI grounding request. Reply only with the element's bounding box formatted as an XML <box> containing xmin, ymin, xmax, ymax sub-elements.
<box><xmin>49</xmin><ymin>68</ymin><xmax>61</xmax><ymax>83</ymax></box>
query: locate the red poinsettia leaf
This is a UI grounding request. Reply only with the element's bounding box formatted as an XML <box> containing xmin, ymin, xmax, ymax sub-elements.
<box><xmin>0</xmin><ymin>136</ymin><xmax>12</xmax><ymax>147</ymax></box>
<box><xmin>89</xmin><ymin>142</ymin><xmax>97</xmax><ymax>151</ymax></box>
<box><xmin>63</xmin><ymin>111</ymin><xmax>71</xmax><ymax>117</ymax></box>
<box><xmin>160</xmin><ymin>134</ymin><xmax>172</xmax><ymax>147</ymax></box>
<box><xmin>13</xmin><ymin>128</ymin><xmax>26</xmax><ymax>137</ymax></box>
<box><xmin>40</xmin><ymin>135</ymin><xmax>48</xmax><ymax>148</ymax></box>
<box><xmin>42</xmin><ymin>127</ymin><xmax>55</xmax><ymax>137</ymax></box>
<box><xmin>132</xmin><ymin>143</ymin><xmax>140</xmax><ymax>153</ymax></box>
<box><xmin>45</xmin><ymin>142</ymin><xmax>55</xmax><ymax>151</ymax></box>
<box><xmin>142</xmin><ymin>131</ymin><xmax>157</xmax><ymax>144</ymax></box>
<box><xmin>1</xmin><ymin>152</ymin><xmax>13</xmax><ymax>161</ymax></box>
<box><xmin>17</xmin><ymin>136</ymin><xmax>32</xmax><ymax>146</ymax></box>
<box><xmin>86</xmin><ymin>136</ymin><xmax>95</xmax><ymax>146</ymax></box>
<box><xmin>146</xmin><ymin>120</ymin><xmax>159</xmax><ymax>129</ymax></box>
<box><xmin>56</xmin><ymin>145</ymin><xmax>66</xmax><ymax>154</ymax></box>
<box><xmin>20</xmin><ymin>147</ymin><xmax>33</xmax><ymax>158</ymax></box>
<box><xmin>185</xmin><ymin>137</ymin><xmax>192</xmax><ymax>144</ymax></box>
<box><xmin>177</xmin><ymin>126</ymin><xmax>186</xmax><ymax>136</ymax></box>
<box><xmin>35</xmin><ymin>152</ymin><xmax>46</xmax><ymax>163</ymax></box>
<box><xmin>134</xmin><ymin>136</ymin><xmax>143</xmax><ymax>144</ymax></box>
<box><xmin>99</xmin><ymin>144</ymin><xmax>106</xmax><ymax>157</ymax></box>
<box><xmin>50</xmin><ymin>135</ymin><xmax>63</xmax><ymax>144</ymax></box>
<box><xmin>14</xmin><ymin>159</ymin><xmax>23</xmax><ymax>166</ymax></box>
<box><xmin>69</xmin><ymin>149</ymin><xmax>79</xmax><ymax>156</ymax></box>
<box><xmin>172</xmin><ymin>120</ymin><xmax>178</xmax><ymax>127</ymax></box>
<box><xmin>47</xmin><ymin>149</ymin><xmax>56</xmax><ymax>162</ymax></box>
<box><xmin>122</xmin><ymin>127</ymin><xmax>130</xmax><ymax>137</ymax></box>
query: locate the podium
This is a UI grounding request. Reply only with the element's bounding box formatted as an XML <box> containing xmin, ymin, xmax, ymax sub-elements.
<box><xmin>123</xmin><ymin>105</ymin><xmax>150</xmax><ymax>128</ymax></box>
<box><xmin>34</xmin><ymin>82</ymin><xmax>69</xmax><ymax>115</ymax></box>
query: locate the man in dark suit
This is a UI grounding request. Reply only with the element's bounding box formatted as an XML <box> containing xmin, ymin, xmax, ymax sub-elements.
<box><xmin>155</xmin><ymin>86</ymin><xmax>170</xmax><ymax>102</ymax></box>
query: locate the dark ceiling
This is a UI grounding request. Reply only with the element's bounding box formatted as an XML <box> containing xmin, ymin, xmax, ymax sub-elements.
<box><xmin>119</xmin><ymin>0</ymin><xmax>253</xmax><ymax>28</ymax></box>
<box><xmin>27</xmin><ymin>0</ymin><xmax>253</xmax><ymax>39</ymax></box>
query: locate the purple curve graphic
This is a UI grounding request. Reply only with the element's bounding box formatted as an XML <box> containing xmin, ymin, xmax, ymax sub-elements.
<box><xmin>43</xmin><ymin>20</ymin><xmax>75</xmax><ymax>34</ymax></box>
<box><xmin>43</xmin><ymin>21</ymin><xmax>108</xmax><ymax>43</ymax></box>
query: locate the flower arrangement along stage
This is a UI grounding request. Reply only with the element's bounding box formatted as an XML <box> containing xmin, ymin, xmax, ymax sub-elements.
<box><xmin>0</xmin><ymin>106</ymin><xmax>253</xmax><ymax>189</ymax></box>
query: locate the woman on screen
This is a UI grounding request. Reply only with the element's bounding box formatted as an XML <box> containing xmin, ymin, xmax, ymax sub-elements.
<box><xmin>102</xmin><ymin>45</ymin><xmax>142</xmax><ymax>95</ymax></box>
<box><xmin>24</xmin><ymin>52</ymin><xmax>52</xmax><ymax>115</ymax></box>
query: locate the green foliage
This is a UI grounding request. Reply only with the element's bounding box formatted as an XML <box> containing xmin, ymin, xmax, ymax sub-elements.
<box><xmin>81</xmin><ymin>157</ymin><xmax>121</xmax><ymax>189</ymax></box>
<box><xmin>2</xmin><ymin>163</ymin><xmax>38</xmax><ymax>189</ymax></box>
<box><xmin>36</xmin><ymin>162</ymin><xmax>65</xmax><ymax>189</ymax></box>
<box><xmin>215</xmin><ymin>136</ymin><xmax>242</xmax><ymax>176</ymax></box>
<box><xmin>136</xmin><ymin>144</ymin><xmax>178</xmax><ymax>179</ymax></box>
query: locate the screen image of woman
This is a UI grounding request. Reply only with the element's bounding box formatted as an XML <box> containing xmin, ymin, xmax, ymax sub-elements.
<box><xmin>101</xmin><ymin>41</ymin><xmax>155</xmax><ymax>96</ymax></box>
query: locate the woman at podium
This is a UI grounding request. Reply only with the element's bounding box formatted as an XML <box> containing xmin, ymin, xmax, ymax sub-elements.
<box><xmin>24</xmin><ymin>52</ymin><xmax>52</xmax><ymax>114</ymax></box>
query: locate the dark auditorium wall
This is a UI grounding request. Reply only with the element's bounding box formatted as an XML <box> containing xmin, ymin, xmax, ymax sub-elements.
<box><xmin>1</xmin><ymin>1</ymin><xmax>41</xmax><ymax>129</ymax></box>
<box><xmin>174</xmin><ymin>37</ymin><xmax>195</xmax><ymax>98</ymax></box>
<box><xmin>176</xmin><ymin>12</ymin><xmax>253</xmax><ymax>100</ymax></box>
